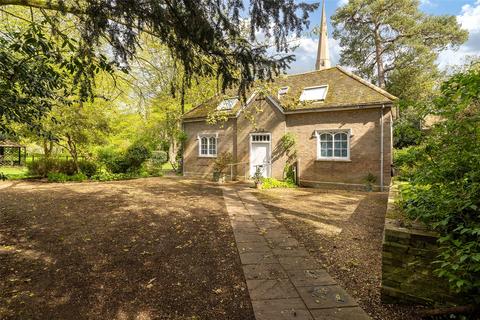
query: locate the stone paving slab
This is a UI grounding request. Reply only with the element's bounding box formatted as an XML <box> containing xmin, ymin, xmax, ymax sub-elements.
<box><xmin>240</xmin><ymin>252</ymin><xmax>278</xmax><ymax>264</ymax></box>
<box><xmin>287</xmin><ymin>269</ymin><xmax>337</xmax><ymax>287</ymax></box>
<box><xmin>222</xmin><ymin>186</ymin><xmax>371</xmax><ymax>320</ymax></box>
<box><xmin>311</xmin><ymin>307</ymin><xmax>371</xmax><ymax>320</ymax></box>
<box><xmin>278</xmin><ymin>256</ymin><xmax>320</xmax><ymax>271</ymax></box>
<box><xmin>243</xmin><ymin>263</ymin><xmax>289</xmax><ymax>280</ymax></box>
<box><xmin>296</xmin><ymin>285</ymin><xmax>358</xmax><ymax>310</ymax></box>
<box><xmin>272</xmin><ymin>247</ymin><xmax>310</xmax><ymax>257</ymax></box>
<box><xmin>237</xmin><ymin>241</ymin><xmax>272</xmax><ymax>253</ymax></box>
<box><xmin>255</xmin><ymin>219</ymin><xmax>283</xmax><ymax>229</ymax></box>
<box><xmin>251</xmin><ymin>298</ymin><xmax>313</xmax><ymax>320</ymax></box>
<box><xmin>246</xmin><ymin>279</ymin><xmax>299</xmax><ymax>300</ymax></box>
<box><xmin>266</xmin><ymin>237</ymin><xmax>300</xmax><ymax>248</ymax></box>
<box><xmin>235</xmin><ymin>233</ymin><xmax>266</xmax><ymax>243</ymax></box>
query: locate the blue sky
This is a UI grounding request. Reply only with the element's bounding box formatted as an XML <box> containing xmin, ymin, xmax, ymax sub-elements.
<box><xmin>285</xmin><ymin>0</ymin><xmax>480</xmax><ymax>74</ymax></box>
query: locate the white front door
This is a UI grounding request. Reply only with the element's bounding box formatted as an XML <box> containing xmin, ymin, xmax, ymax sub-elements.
<box><xmin>250</xmin><ymin>134</ymin><xmax>271</xmax><ymax>178</ymax></box>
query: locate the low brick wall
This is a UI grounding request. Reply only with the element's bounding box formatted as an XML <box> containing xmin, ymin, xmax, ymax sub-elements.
<box><xmin>381</xmin><ymin>186</ymin><xmax>463</xmax><ymax>305</ymax></box>
<box><xmin>381</xmin><ymin>219</ymin><xmax>454</xmax><ymax>304</ymax></box>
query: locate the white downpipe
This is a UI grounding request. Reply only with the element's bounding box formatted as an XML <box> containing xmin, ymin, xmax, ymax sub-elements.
<box><xmin>380</xmin><ymin>105</ymin><xmax>385</xmax><ymax>191</ymax></box>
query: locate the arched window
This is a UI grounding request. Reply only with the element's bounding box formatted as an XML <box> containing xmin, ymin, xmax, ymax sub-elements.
<box><xmin>316</xmin><ymin>130</ymin><xmax>350</xmax><ymax>160</ymax></box>
<box><xmin>200</xmin><ymin>137</ymin><xmax>208</xmax><ymax>155</ymax></box>
<box><xmin>208</xmin><ymin>137</ymin><xmax>216</xmax><ymax>155</ymax></box>
<box><xmin>198</xmin><ymin>134</ymin><xmax>218</xmax><ymax>156</ymax></box>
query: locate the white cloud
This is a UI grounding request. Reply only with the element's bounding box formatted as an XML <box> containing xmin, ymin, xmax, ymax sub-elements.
<box><xmin>278</xmin><ymin>0</ymin><xmax>480</xmax><ymax>74</ymax></box>
<box><xmin>419</xmin><ymin>0</ymin><xmax>435</xmax><ymax>7</ymax></box>
<box><xmin>284</xmin><ymin>36</ymin><xmax>342</xmax><ymax>74</ymax></box>
<box><xmin>437</xmin><ymin>0</ymin><xmax>480</xmax><ymax>69</ymax></box>
<box><xmin>337</xmin><ymin>0</ymin><xmax>349</xmax><ymax>6</ymax></box>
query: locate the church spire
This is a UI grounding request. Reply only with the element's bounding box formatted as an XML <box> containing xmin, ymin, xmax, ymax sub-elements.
<box><xmin>315</xmin><ymin>0</ymin><xmax>331</xmax><ymax>70</ymax></box>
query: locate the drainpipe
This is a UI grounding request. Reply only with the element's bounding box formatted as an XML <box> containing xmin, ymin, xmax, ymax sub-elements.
<box><xmin>380</xmin><ymin>105</ymin><xmax>385</xmax><ymax>192</ymax></box>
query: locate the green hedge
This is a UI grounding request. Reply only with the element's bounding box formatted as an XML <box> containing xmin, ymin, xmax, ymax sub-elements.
<box><xmin>27</xmin><ymin>158</ymin><xmax>98</xmax><ymax>178</ymax></box>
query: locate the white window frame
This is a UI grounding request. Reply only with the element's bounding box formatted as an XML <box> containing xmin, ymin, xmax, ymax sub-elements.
<box><xmin>315</xmin><ymin>129</ymin><xmax>351</xmax><ymax>161</ymax></box>
<box><xmin>277</xmin><ymin>86</ymin><xmax>289</xmax><ymax>99</ymax></box>
<box><xmin>198</xmin><ymin>133</ymin><xmax>218</xmax><ymax>157</ymax></box>
<box><xmin>250</xmin><ymin>133</ymin><xmax>271</xmax><ymax>143</ymax></box>
<box><xmin>299</xmin><ymin>85</ymin><xmax>329</xmax><ymax>102</ymax></box>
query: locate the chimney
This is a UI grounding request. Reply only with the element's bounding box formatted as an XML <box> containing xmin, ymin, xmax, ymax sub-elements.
<box><xmin>315</xmin><ymin>0</ymin><xmax>331</xmax><ymax>70</ymax></box>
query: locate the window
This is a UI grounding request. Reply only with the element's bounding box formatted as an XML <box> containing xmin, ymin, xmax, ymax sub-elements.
<box><xmin>316</xmin><ymin>130</ymin><xmax>350</xmax><ymax>160</ymax></box>
<box><xmin>198</xmin><ymin>134</ymin><xmax>217</xmax><ymax>156</ymax></box>
<box><xmin>251</xmin><ymin>134</ymin><xmax>270</xmax><ymax>142</ymax></box>
<box><xmin>299</xmin><ymin>85</ymin><xmax>328</xmax><ymax>102</ymax></box>
<box><xmin>277</xmin><ymin>86</ymin><xmax>289</xmax><ymax>99</ymax></box>
<box><xmin>217</xmin><ymin>97</ymin><xmax>238</xmax><ymax>110</ymax></box>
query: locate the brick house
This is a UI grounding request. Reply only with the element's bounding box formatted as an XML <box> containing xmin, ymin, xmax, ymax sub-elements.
<box><xmin>182</xmin><ymin>3</ymin><xmax>396</xmax><ymax>190</ymax></box>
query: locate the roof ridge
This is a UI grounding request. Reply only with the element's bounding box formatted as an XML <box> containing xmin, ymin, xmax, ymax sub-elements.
<box><xmin>280</xmin><ymin>66</ymin><xmax>338</xmax><ymax>78</ymax></box>
<box><xmin>335</xmin><ymin>66</ymin><xmax>397</xmax><ymax>101</ymax></box>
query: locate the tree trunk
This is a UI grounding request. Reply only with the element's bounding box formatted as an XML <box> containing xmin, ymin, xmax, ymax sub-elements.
<box><xmin>43</xmin><ymin>139</ymin><xmax>53</xmax><ymax>158</ymax></box>
<box><xmin>374</xmin><ymin>29</ymin><xmax>386</xmax><ymax>88</ymax></box>
<box><xmin>65</xmin><ymin>133</ymin><xmax>79</xmax><ymax>172</ymax></box>
<box><xmin>168</xmin><ymin>137</ymin><xmax>178</xmax><ymax>172</ymax></box>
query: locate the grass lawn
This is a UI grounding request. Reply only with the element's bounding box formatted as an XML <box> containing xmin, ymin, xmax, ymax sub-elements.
<box><xmin>0</xmin><ymin>166</ymin><xmax>30</xmax><ymax>180</ymax></box>
<box><xmin>252</xmin><ymin>187</ymin><xmax>420</xmax><ymax>320</ymax></box>
<box><xmin>0</xmin><ymin>178</ymin><xmax>254</xmax><ymax>320</ymax></box>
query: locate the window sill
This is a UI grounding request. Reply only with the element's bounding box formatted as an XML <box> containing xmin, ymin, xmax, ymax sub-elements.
<box><xmin>198</xmin><ymin>155</ymin><xmax>217</xmax><ymax>158</ymax></box>
<box><xmin>315</xmin><ymin>158</ymin><xmax>352</xmax><ymax>162</ymax></box>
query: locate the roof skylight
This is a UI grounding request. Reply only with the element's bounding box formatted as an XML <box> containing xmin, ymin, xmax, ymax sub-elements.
<box><xmin>299</xmin><ymin>85</ymin><xmax>328</xmax><ymax>102</ymax></box>
<box><xmin>217</xmin><ymin>97</ymin><xmax>239</xmax><ymax>110</ymax></box>
<box><xmin>277</xmin><ymin>86</ymin><xmax>289</xmax><ymax>98</ymax></box>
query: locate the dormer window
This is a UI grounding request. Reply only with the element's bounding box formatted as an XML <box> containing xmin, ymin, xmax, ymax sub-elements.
<box><xmin>277</xmin><ymin>86</ymin><xmax>289</xmax><ymax>99</ymax></box>
<box><xmin>217</xmin><ymin>97</ymin><xmax>238</xmax><ymax>110</ymax></box>
<box><xmin>299</xmin><ymin>85</ymin><xmax>328</xmax><ymax>102</ymax></box>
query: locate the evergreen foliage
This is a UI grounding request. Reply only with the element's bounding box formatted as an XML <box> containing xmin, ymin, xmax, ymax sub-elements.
<box><xmin>1</xmin><ymin>0</ymin><xmax>318</xmax><ymax>101</ymax></box>
<box><xmin>399</xmin><ymin>67</ymin><xmax>480</xmax><ymax>298</ymax></box>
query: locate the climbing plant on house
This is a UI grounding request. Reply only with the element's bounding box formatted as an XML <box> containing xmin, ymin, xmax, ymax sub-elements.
<box><xmin>280</xmin><ymin>132</ymin><xmax>297</xmax><ymax>183</ymax></box>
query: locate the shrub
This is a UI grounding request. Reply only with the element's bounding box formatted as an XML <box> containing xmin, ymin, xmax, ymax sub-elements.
<box><xmin>27</xmin><ymin>158</ymin><xmax>77</xmax><ymax>177</ymax></box>
<box><xmin>393</xmin><ymin>107</ymin><xmax>425</xmax><ymax>148</ymax></box>
<box><xmin>144</xmin><ymin>161</ymin><xmax>161</xmax><ymax>176</ymax></box>
<box><xmin>124</xmin><ymin>142</ymin><xmax>151</xmax><ymax>172</ymax></box>
<box><xmin>47</xmin><ymin>172</ymin><xmax>68</xmax><ymax>182</ymax></box>
<box><xmin>150</xmin><ymin>150</ymin><xmax>168</xmax><ymax>165</ymax></box>
<box><xmin>399</xmin><ymin>68</ymin><xmax>480</xmax><ymax>298</ymax></box>
<box><xmin>78</xmin><ymin>160</ymin><xmax>98</xmax><ymax>177</ymax></box>
<box><xmin>213</xmin><ymin>152</ymin><xmax>233</xmax><ymax>174</ymax></box>
<box><xmin>145</xmin><ymin>150</ymin><xmax>168</xmax><ymax>176</ymax></box>
<box><xmin>97</xmin><ymin>143</ymin><xmax>151</xmax><ymax>174</ymax></box>
<box><xmin>283</xmin><ymin>163</ymin><xmax>296</xmax><ymax>182</ymax></box>
<box><xmin>47</xmin><ymin>172</ymin><xmax>87</xmax><ymax>182</ymax></box>
<box><xmin>393</xmin><ymin>146</ymin><xmax>426</xmax><ymax>180</ymax></box>
<box><xmin>260</xmin><ymin>178</ymin><xmax>296</xmax><ymax>190</ymax></box>
<box><xmin>91</xmin><ymin>170</ymin><xmax>148</xmax><ymax>181</ymax></box>
<box><xmin>97</xmin><ymin>147</ymin><xmax>125</xmax><ymax>173</ymax></box>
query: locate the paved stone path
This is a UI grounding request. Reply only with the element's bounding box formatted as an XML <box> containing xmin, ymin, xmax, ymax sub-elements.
<box><xmin>222</xmin><ymin>186</ymin><xmax>371</xmax><ymax>320</ymax></box>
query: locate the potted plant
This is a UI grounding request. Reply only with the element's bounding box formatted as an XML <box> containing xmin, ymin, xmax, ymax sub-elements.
<box><xmin>365</xmin><ymin>172</ymin><xmax>377</xmax><ymax>192</ymax></box>
<box><xmin>213</xmin><ymin>152</ymin><xmax>233</xmax><ymax>183</ymax></box>
<box><xmin>252</xmin><ymin>166</ymin><xmax>264</xmax><ymax>189</ymax></box>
